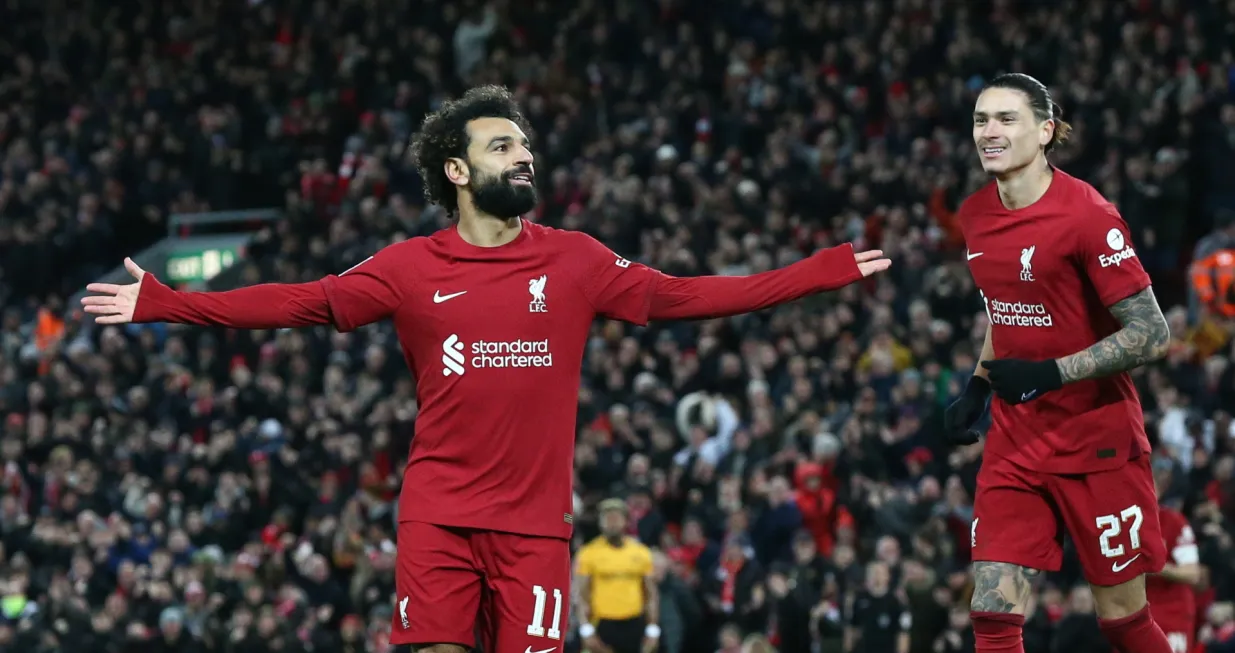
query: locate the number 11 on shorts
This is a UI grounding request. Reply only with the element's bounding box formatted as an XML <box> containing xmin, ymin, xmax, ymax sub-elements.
<box><xmin>1095</xmin><ymin>504</ymin><xmax>1143</xmax><ymax>558</ymax></box>
<box><xmin>526</xmin><ymin>585</ymin><xmax>563</xmax><ymax>640</ymax></box>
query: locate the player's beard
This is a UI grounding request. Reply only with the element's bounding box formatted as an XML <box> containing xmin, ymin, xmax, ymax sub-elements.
<box><xmin>470</xmin><ymin>167</ymin><xmax>538</xmax><ymax>219</ymax></box>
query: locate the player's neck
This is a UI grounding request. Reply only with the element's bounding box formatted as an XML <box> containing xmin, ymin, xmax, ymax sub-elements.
<box><xmin>605</xmin><ymin>535</ymin><xmax>625</xmax><ymax>547</ymax></box>
<box><xmin>995</xmin><ymin>160</ymin><xmax>1053</xmax><ymax>210</ymax></box>
<box><xmin>455</xmin><ymin>211</ymin><xmax>522</xmax><ymax>248</ymax></box>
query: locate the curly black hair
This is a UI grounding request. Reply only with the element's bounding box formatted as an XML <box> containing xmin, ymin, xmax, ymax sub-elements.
<box><xmin>409</xmin><ymin>85</ymin><xmax>532</xmax><ymax>215</ymax></box>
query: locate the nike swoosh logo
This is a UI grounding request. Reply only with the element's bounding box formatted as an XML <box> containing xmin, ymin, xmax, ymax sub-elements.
<box><xmin>967</xmin><ymin>251</ymin><xmax>984</xmax><ymax>261</ymax></box>
<box><xmin>433</xmin><ymin>290</ymin><xmax>467</xmax><ymax>303</ymax></box>
<box><xmin>525</xmin><ymin>647</ymin><xmax>557</xmax><ymax>653</ymax></box>
<box><xmin>1111</xmin><ymin>553</ymin><xmax>1141</xmax><ymax>573</ymax></box>
<box><xmin>1021</xmin><ymin>390</ymin><xmax>1037</xmax><ymax>401</ymax></box>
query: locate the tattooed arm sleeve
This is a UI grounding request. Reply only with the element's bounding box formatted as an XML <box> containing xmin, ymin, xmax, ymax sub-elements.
<box><xmin>1055</xmin><ymin>287</ymin><xmax>1171</xmax><ymax>384</ymax></box>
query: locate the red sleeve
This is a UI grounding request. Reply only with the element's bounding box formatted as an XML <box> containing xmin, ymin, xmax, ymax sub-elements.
<box><xmin>319</xmin><ymin>246</ymin><xmax>409</xmax><ymax>332</ymax></box>
<box><xmin>133</xmin><ymin>246</ymin><xmax>405</xmax><ymax>331</ymax></box>
<box><xmin>1159</xmin><ymin>509</ymin><xmax>1182</xmax><ymax>545</ymax></box>
<box><xmin>573</xmin><ymin>235</ymin><xmax>864</xmax><ymax>323</ymax></box>
<box><xmin>1162</xmin><ymin>509</ymin><xmax>1200</xmax><ymax>564</ymax></box>
<box><xmin>647</xmin><ymin>244</ymin><xmax>863</xmax><ymax>320</ymax></box>
<box><xmin>1074</xmin><ymin>203</ymin><xmax>1152</xmax><ymax>306</ymax></box>
<box><xmin>133</xmin><ymin>275</ymin><xmax>334</xmax><ymax>328</ymax></box>
<box><xmin>574</xmin><ymin>234</ymin><xmax>658</xmax><ymax>325</ymax></box>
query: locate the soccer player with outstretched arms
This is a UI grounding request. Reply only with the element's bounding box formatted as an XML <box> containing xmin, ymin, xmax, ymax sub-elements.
<box><xmin>83</xmin><ymin>86</ymin><xmax>890</xmax><ymax>653</ymax></box>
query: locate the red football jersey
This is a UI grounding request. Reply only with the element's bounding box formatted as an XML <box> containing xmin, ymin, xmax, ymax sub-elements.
<box><xmin>959</xmin><ymin>170</ymin><xmax>1152</xmax><ymax>474</ymax></box>
<box><xmin>323</xmin><ymin>221</ymin><xmax>658</xmax><ymax>539</ymax></box>
<box><xmin>1146</xmin><ymin>506</ymin><xmax>1198</xmax><ymax>627</ymax></box>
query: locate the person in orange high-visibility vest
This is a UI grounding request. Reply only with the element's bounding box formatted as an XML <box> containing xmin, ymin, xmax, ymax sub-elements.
<box><xmin>33</xmin><ymin>307</ymin><xmax>66</xmax><ymax>376</ymax></box>
<box><xmin>1190</xmin><ymin>249</ymin><xmax>1235</xmax><ymax>318</ymax></box>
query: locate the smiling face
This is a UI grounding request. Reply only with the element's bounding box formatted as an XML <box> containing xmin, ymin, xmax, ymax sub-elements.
<box><xmin>449</xmin><ymin>117</ymin><xmax>538</xmax><ymax>218</ymax></box>
<box><xmin>972</xmin><ymin>87</ymin><xmax>1054</xmax><ymax>177</ymax></box>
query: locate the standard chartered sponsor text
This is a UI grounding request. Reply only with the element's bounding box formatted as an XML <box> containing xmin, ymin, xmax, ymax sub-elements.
<box><xmin>989</xmin><ymin>298</ymin><xmax>1054</xmax><ymax>327</ymax></box>
<box><xmin>470</xmin><ymin>338</ymin><xmax>554</xmax><ymax>368</ymax></box>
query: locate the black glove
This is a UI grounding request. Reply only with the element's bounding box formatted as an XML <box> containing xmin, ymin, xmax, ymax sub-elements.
<box><xmin>980</xmin><ymin>359</ymin><xmax>1063</xmax><ymax>405</ymax></box>
<box><xmin>944</xmin><ymin>376</ymin><xmax>991</xmax><ymax>445</ymax></box>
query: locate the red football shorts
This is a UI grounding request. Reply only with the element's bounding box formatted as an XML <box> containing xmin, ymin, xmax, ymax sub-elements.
<box><xmin>971</xmin><ymin>454</ymin><xmax>1166</xmax><ymax>586</ymax></box>
<box><xmin>391</xmin><ymin>520</ymin><xmax>572</xmax><ymax>650</ymax></box>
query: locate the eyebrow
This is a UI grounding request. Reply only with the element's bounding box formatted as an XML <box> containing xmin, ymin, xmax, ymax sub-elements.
<box><xmin>487</xmin><ymin>135</ymin><xmax>531</xmax><ymax>148</ymax></box>
<box><xmin>973</xmin><ymin>110</ymin><xmax>1020</xmax><ymax>119</ymax></box>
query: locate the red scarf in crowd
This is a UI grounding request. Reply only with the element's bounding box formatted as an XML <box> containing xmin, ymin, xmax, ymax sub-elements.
<box><xmin>720</xmin><ymin>558</ymin><xmax>743</xmax><ymax>612</ymax></box>
<box><xmin>669</xmin><ymin>543</ymin><xmax>704</xmax><ymax>572</ymax></box>
<box><xmin>1215</xmin><ymin>621</ymin><xmax>1235</xmax><ymax>647</ymax></box>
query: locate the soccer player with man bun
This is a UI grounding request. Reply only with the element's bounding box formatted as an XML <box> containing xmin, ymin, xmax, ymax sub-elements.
<box><xmin>82</xmin><ymin>85</ymin><xmax>890</xmax><ymax>652</ymax></box>
<box><xmin>945</xmin><ymin>72</ymin><xmax>1175</xmax><ymax>653</ymax></box>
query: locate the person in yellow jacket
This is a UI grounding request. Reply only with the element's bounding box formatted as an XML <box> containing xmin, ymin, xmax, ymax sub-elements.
<box><xmin>574</xmin><ymin>498</ymin><xmax>660</xmax><ymax>653</ymax></box>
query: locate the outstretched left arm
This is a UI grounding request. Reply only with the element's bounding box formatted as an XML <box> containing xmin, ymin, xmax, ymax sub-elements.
<box><xmin>574</xmin><ymin>233</ymin><xmax>888</xmax><ymax>325</ymax></box>
<box><xmin>1054</xmin><ymin>287</ymin><xmax>1171</xmax><ymax>384</ymax></box>
<box><xmin>647</xmin><ymin>245</ymin><xmax>886</xmax><ymax>321</ymax></box>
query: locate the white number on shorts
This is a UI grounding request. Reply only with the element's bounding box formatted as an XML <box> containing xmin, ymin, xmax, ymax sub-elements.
<box><xmin>1095</xmin><ymin>504</ymin><xmax>1144</xmax><ymax>558</ymax></box>
<box><xmin>1166</xmin><ymin>632</ymin><xmax>1188</xmax><ymax>653</ymax></box>
<box><xmin>526</xmin><ymin>585</ymin><xmax>563</xmax><ymax>640</ymax></box>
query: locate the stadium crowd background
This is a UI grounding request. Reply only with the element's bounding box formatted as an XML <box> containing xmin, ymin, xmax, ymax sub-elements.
<box><xmin>2</xmin><ymin>0</ymin><xmax>1235</xmax><ymax>652</ymax></box>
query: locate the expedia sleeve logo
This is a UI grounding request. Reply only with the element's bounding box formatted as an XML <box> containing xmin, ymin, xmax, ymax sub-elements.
<box><xmin>1099</xmin><ymin>228</ymin><xmax>1138</xmax><ymax>268</ymax></box>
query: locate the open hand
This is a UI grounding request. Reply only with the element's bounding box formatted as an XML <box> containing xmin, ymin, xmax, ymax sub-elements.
<box><xmin>80</xmin><ymin>257</ymin><xmax>146</xmax><ymax>324</ymax></box>
<box><xmin>855</xmin><ymin>249</ymin><xmax>891</xmax><ymax>277</ymax></box>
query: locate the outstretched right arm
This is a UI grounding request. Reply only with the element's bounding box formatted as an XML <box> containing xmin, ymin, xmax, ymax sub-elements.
<box><xmin>132</xmin><ymin>275</ymin><xmax>335</xmax><ymax>328</ymax></box>
<box><xmin>82</xmin><ymin>253</ymin><xmax>404</xmax><ymax>331</ymax></box>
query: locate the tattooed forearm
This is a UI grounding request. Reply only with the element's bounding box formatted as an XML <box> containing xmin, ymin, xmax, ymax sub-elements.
<box><xmin>970</xmin><ymin>562</ymin><xmax>1041</xmax><ymax>613</ymax></box>
<box><xmin>1055</xmin><ymin>287</ymin><xmax>1170</xmax><ymax>384</ymax></box>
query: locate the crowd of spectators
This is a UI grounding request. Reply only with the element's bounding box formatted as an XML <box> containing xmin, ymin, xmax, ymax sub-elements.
<box><xmin>2</xmin><ymin>0</ymin><xmax>1235</xmax><ymax>652</ymax></box>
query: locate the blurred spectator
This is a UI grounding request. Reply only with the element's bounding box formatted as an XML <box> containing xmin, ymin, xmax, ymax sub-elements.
<box><xmin>1201</xmin><ymin>602</ymin><xmax>1235</xmax><ymax>653</ymax></box>
<box><xmin>845</xmin><ymin>561</ymin><xmax>910</xmax><ymax>653</ymax></box>
<box><xmin>1051</xmin><ymin>586</ymin><xmax>1109</xmax><ymax>653</ymax></box>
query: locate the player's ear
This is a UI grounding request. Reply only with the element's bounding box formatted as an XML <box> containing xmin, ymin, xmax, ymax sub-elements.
<box><xmin>1039</xmin><ymin>119</ymin><xmax>1055</xmax><ymax>148</ymax></box>
<box><xmin>444</xmin><ymin>157</ymin><xmax>470</xmax><ymax>186</ymax></box>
